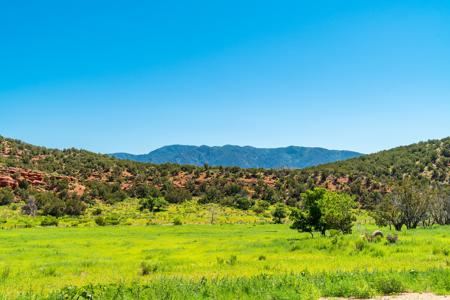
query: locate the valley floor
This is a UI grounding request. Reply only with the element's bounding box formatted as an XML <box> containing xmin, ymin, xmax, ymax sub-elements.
<box><xmin>0</xmin><ymin>223</ymin><xmax>448</xmax><ymax>299</ymax></box>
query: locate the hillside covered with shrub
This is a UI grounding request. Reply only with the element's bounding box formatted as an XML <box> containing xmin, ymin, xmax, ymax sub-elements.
<box><xmin>0</xmin><ymin>135</ymin><xmax>449</xmax><ymax>217</ymax></box>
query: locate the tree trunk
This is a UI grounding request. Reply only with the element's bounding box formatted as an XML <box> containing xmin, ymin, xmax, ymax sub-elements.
<box><xmin>394</xmin><ymin>223</ymin><xmax>403</xmax><ymax>231</ymax></box>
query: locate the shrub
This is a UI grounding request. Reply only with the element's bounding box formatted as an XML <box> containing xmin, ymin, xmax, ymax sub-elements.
<box><xmin>140</xmin><ymin>197</ymin><xmax>169</xmax><ymax>212</ymax></box>
<box><xmin>386</xmin><ymin>234</ymin><xmax>398</xmax><ymax>244</ymax></box>
<box><xmin>199</xmin><ymin>187</ymin><xmax>222</xmax><ymax>204</ymax></box>
<box><xmin>290</xmin><ymin>244</ymin><xmax>302</xmax><ymax>251</ymax></box>
<box><xmin>40</xmin><ymin>217</ymin><xmax>59</xmax><ymax>227</ymax></box>
<box><xmin>165</xmin><ymin>188</ymin><xmax>192</xmax><ymax>204</ymax></box>
<box><xmin>227</xmin><ymin>255</ymin><xmax>237</xmax><ymax>266</ymax></box>
<box><xmin>40</xmin><ymin>267</ymin><xmax>57</xmax><ymax>277</ymax></box>
<box><xmin>129</xmin><ymin>184</ymin><xmax>160</xmax><ymax>199</ymax></box>
<box><xmin>140</xmin><ymin>262</ymin><xmax>158</xmax><ymax>275</ymax></box>
<box><xmin>92</xmin><ymin>208</ymin><xmax>102</xmax><ymax>216</ymax></box>
<box><xmin>432</xmin><ymin>247</ymin><xmax>449</xmax><ymax>256</ymax></box>
<box><xmin>252</xmin><ymin>200</ymin><xmax>270</xmax><ymax>214</ymax></box>
<box><xmin>95</xmin><ymin>216</ymin><xmax>106</xmax><ymax>226</ymax></box>
<box><xmin>370</xmin><ymin>248</ymin><xmax>385</xmax><ymax>258</ymax></box>
<box><xmin>64</xmin><ymin>196</ymin><xmax>87</xmax><ymax>216</ymax></box>
<box><xmin>374</xmin><ymin>276</ymin><xmax>404</xmax><ymax>294</ymax></box>
<box><xmin>355</xmin><ymin>239</ymin><xmax>366</xmax><ymax>252</ymax></box>
<box><xmin>106</xmin><ymin>190</ymin><xmax>128</xmax><ymax>204</ymax></box>
<box><xmin>35</xmin><ymin>192</ymin><xmax>85</xmax><ymax>217</ymax></box>
<box><xmin>105</xmin><ymin>215</ymin><xmax>121</xmax><ymax>226</ymax></box>
<box><xmin>0</xmin><ymin>188</ymin><xmax>14</xmax><ymax>206</ymax></box>
<box><xmin>173</xmin><ymin>217</ymin><xmax>182</xmax><ymax>226</ymax></box>
<box><xmin>216</xmin><ymin>257</ymin><xmax>224</xmax><ymax>265</ymax></box>
<box><xmin>0</xmin><ymin>267</ymin><xmax>10</xmax><ymax>282</ymax></box>
<box><xmin>234</xmin><ymin>196</ymin><xmax>253</xmax><ymax>210</ymax></box>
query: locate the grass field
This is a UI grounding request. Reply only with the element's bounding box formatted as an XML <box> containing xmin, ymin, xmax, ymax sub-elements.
<box><xmin>0</xmin><ymin>221</ymin><xmax>448</xmax><ymax>299</ymax></box>
<box><xmin>0</xmin><ymin>199</ymin><xmax>271</xmax><ymax>229</ymax></box>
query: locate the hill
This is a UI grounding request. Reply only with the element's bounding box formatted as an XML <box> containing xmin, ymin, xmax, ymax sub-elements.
<box><xmin>111</xmin><ymin>145</ymin><xmax>363</xmax><ymax>168</ymax></box>
<box><xmin>0</xmin><ymin>135</ymin><xmax>449</xmax><ymax>212</ymax></box>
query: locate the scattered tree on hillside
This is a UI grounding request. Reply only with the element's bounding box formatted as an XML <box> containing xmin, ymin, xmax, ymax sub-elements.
<box><xmin>271</xmin><ymin>203</ymin><xmax>288</xmax><ymax>224</ymax></box>
<box><xmin>129</xmin><ymin>183</ymin><xmax>160</xmax><ymax>199</ymax></box>
<box><xmin>139</xmin><ymin>197</ymin><xmax>169</xmax><ymax>212</ymax></box>
<box><xmin>1</xmin><ymin>135</ymin><xmax>449</xmax><ymax>217</ymax></box>
<box><xmin>34</xmin><ymin>191</ymin><xmax>86</xmax><ymax>217</ymax></box>
<box><xmin>164</xmin><ymin>188</ymin><xmax>192</xmax><ymax>204</ymax></box>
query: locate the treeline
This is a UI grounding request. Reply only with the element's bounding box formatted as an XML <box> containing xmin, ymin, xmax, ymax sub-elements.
<box><xmin>373</xmin><ymin>178</ymin><xmax>450</xmax><ymax>229</ymax></box>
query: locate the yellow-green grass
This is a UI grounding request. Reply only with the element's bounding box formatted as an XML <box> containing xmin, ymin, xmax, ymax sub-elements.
<box><xmin>0</xmin><ymin>199</ymin><xmax>271</xmax><ymax>229</ymax></box>
<box><xmin>0</xmin><ymin>222</ymin><xmax>448</xmax><ymax>298</ymax></box>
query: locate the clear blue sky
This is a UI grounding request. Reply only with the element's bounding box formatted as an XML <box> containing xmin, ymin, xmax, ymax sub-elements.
<box><xmin>1</xmin><ymin>0</ymin><xmax>450</xmax><ymax>154</ymax></box>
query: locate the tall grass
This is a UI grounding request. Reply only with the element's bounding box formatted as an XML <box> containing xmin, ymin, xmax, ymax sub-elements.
<box><xmin>0</xmin><ymin>223</ymin><xmax>448</xmax><ymax>298</ymax></box>
<box><xmin>6</xmin><ymin>269</ymin><xmax>448</xmax><ymax>300</ymax></box>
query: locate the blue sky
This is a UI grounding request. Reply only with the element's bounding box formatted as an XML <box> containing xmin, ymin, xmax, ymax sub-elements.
<box><xmin>1</xmin><ymin>0</ymin><xmax>450</xmax><ymax>154</ymax></box>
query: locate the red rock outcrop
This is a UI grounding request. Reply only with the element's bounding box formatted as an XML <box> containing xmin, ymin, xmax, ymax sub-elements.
<box><xmin>0</xmin><ymin>176</ymin><xmax>17</xmax><ymax>189</ymax></box>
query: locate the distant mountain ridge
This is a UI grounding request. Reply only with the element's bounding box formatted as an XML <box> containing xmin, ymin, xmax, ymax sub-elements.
<box><xmin>111</xmin><ymin>145</ymin><xmax>363</xmax><ymax>168</ymax></box>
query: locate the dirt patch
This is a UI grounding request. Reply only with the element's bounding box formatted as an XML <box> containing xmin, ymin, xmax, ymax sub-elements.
<box><xmin>321</xmin><ymin>293</ymin><xmax>450</xmax><ymax>300</ymax></box>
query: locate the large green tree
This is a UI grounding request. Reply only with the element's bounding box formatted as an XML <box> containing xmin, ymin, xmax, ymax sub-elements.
<box><xmin>290</xmin><ymin>188</ymin><xmax>356</xmax><ymax>236</ymax></box>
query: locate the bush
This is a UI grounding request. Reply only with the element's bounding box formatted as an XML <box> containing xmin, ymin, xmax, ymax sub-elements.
<box><xmin>22</xmin><ymin>197</ymin><xmax>38</xmax><ymax>216</ymax></box>
<box><xmin>129</xmin><ymin>184</ymin><xmax>160</xmax><ymax>199</ymax></box>
<box><xmin>41</xmin><ymin>196</ymin><xmax>66</xmax><ymax>217</ymax></box>
<box><xmin>227</xmin><ymin>255</ymin><xmax>238</xmax><ymax>266</ymax></box>
<box><xmin>95</xmin><ymin>216</ymin><xmax>106</xmax><ymax>226</ymax></box>
<box><xmin>40</xmin><ymin>217</ymin><xmax>59</xmax><ymax>227</ymax></box>
<box><xmin>173</xmin><ymin>217</ymin><xmax>182</xmax><ymax>226</ymax></box>
<box><xmin>35</xmin><ymin>192</ymin><xmax>85</xmax><ymax>217</ymax></box>
<box><xmin>252</xmin><ymin>200</ymin><xmax>270</xmax><ymax>214</ymax></box>
<box><xmin>199</xmin><ymin>187</ymin><xmax>221</xmax><ymax>204</ymax></box>
<box><xmin>0</xmin><ymin>188</ymin><xmax>14</xmax><ymax>206</ymax></box>
<box><xmin>386</xmin><ymin>234</ymin><xmax>398</xmax><ymax>244</ymax></box>
<box><xmin>140</xmin><ymin>197</ymin><xmax>169</xmax><ymax>212</ymax></box>
<box><xmin>92</xmin><ymin>208</ymin><xmax>102</xmax><ymax>216</ymax></box>
<box><xmin>106</xmin><ymin>190</ymin><xmax>128</xmax><ymax>204</ymax></box>
<box><xmin>355</xmin><ymin>239</ymin><xmax>366</xmax><ymax>252</ymax></box>
<box><xmin>216</xmin><ymin>257</ymin><xmax>224</xmax><ymax>265</ymax></box>
<box><xmin>374</xmin><ymin>276</ymin><xmax>404</xmax><ymax>294</ymax></box>
<box><xmin>140</xmin><ymin>261</ymin><xmax>158</xmax><ymax>275</ymax></box>
<box><xmin>105</xmin><ymin>215</ymin><xmax>121</xmax><ymax>226</ymax></box>
<box><xmin>234</xmin><ymin>196</ymin><xmax>253</xmax><ymax>210</ymax></box>
<box><xmin>165</xmin><ymin>188</ymin><xmax>192</xmax><ymax>204</ymax></box>
<box><xmin>64</xmin><ymin>196</ymin><xmax>87</xmax><ymax>216</ymax></box>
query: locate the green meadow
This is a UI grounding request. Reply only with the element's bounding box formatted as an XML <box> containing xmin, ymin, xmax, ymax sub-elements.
<box><xmin>0</xmin><ymin>199</ymin><xmax>271</xmax><ymax>229</ymax></box>
<box><xmin>0</xmin><ymin>220</ymin><xmax>448</xmax><ymax>299</ymax></box>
